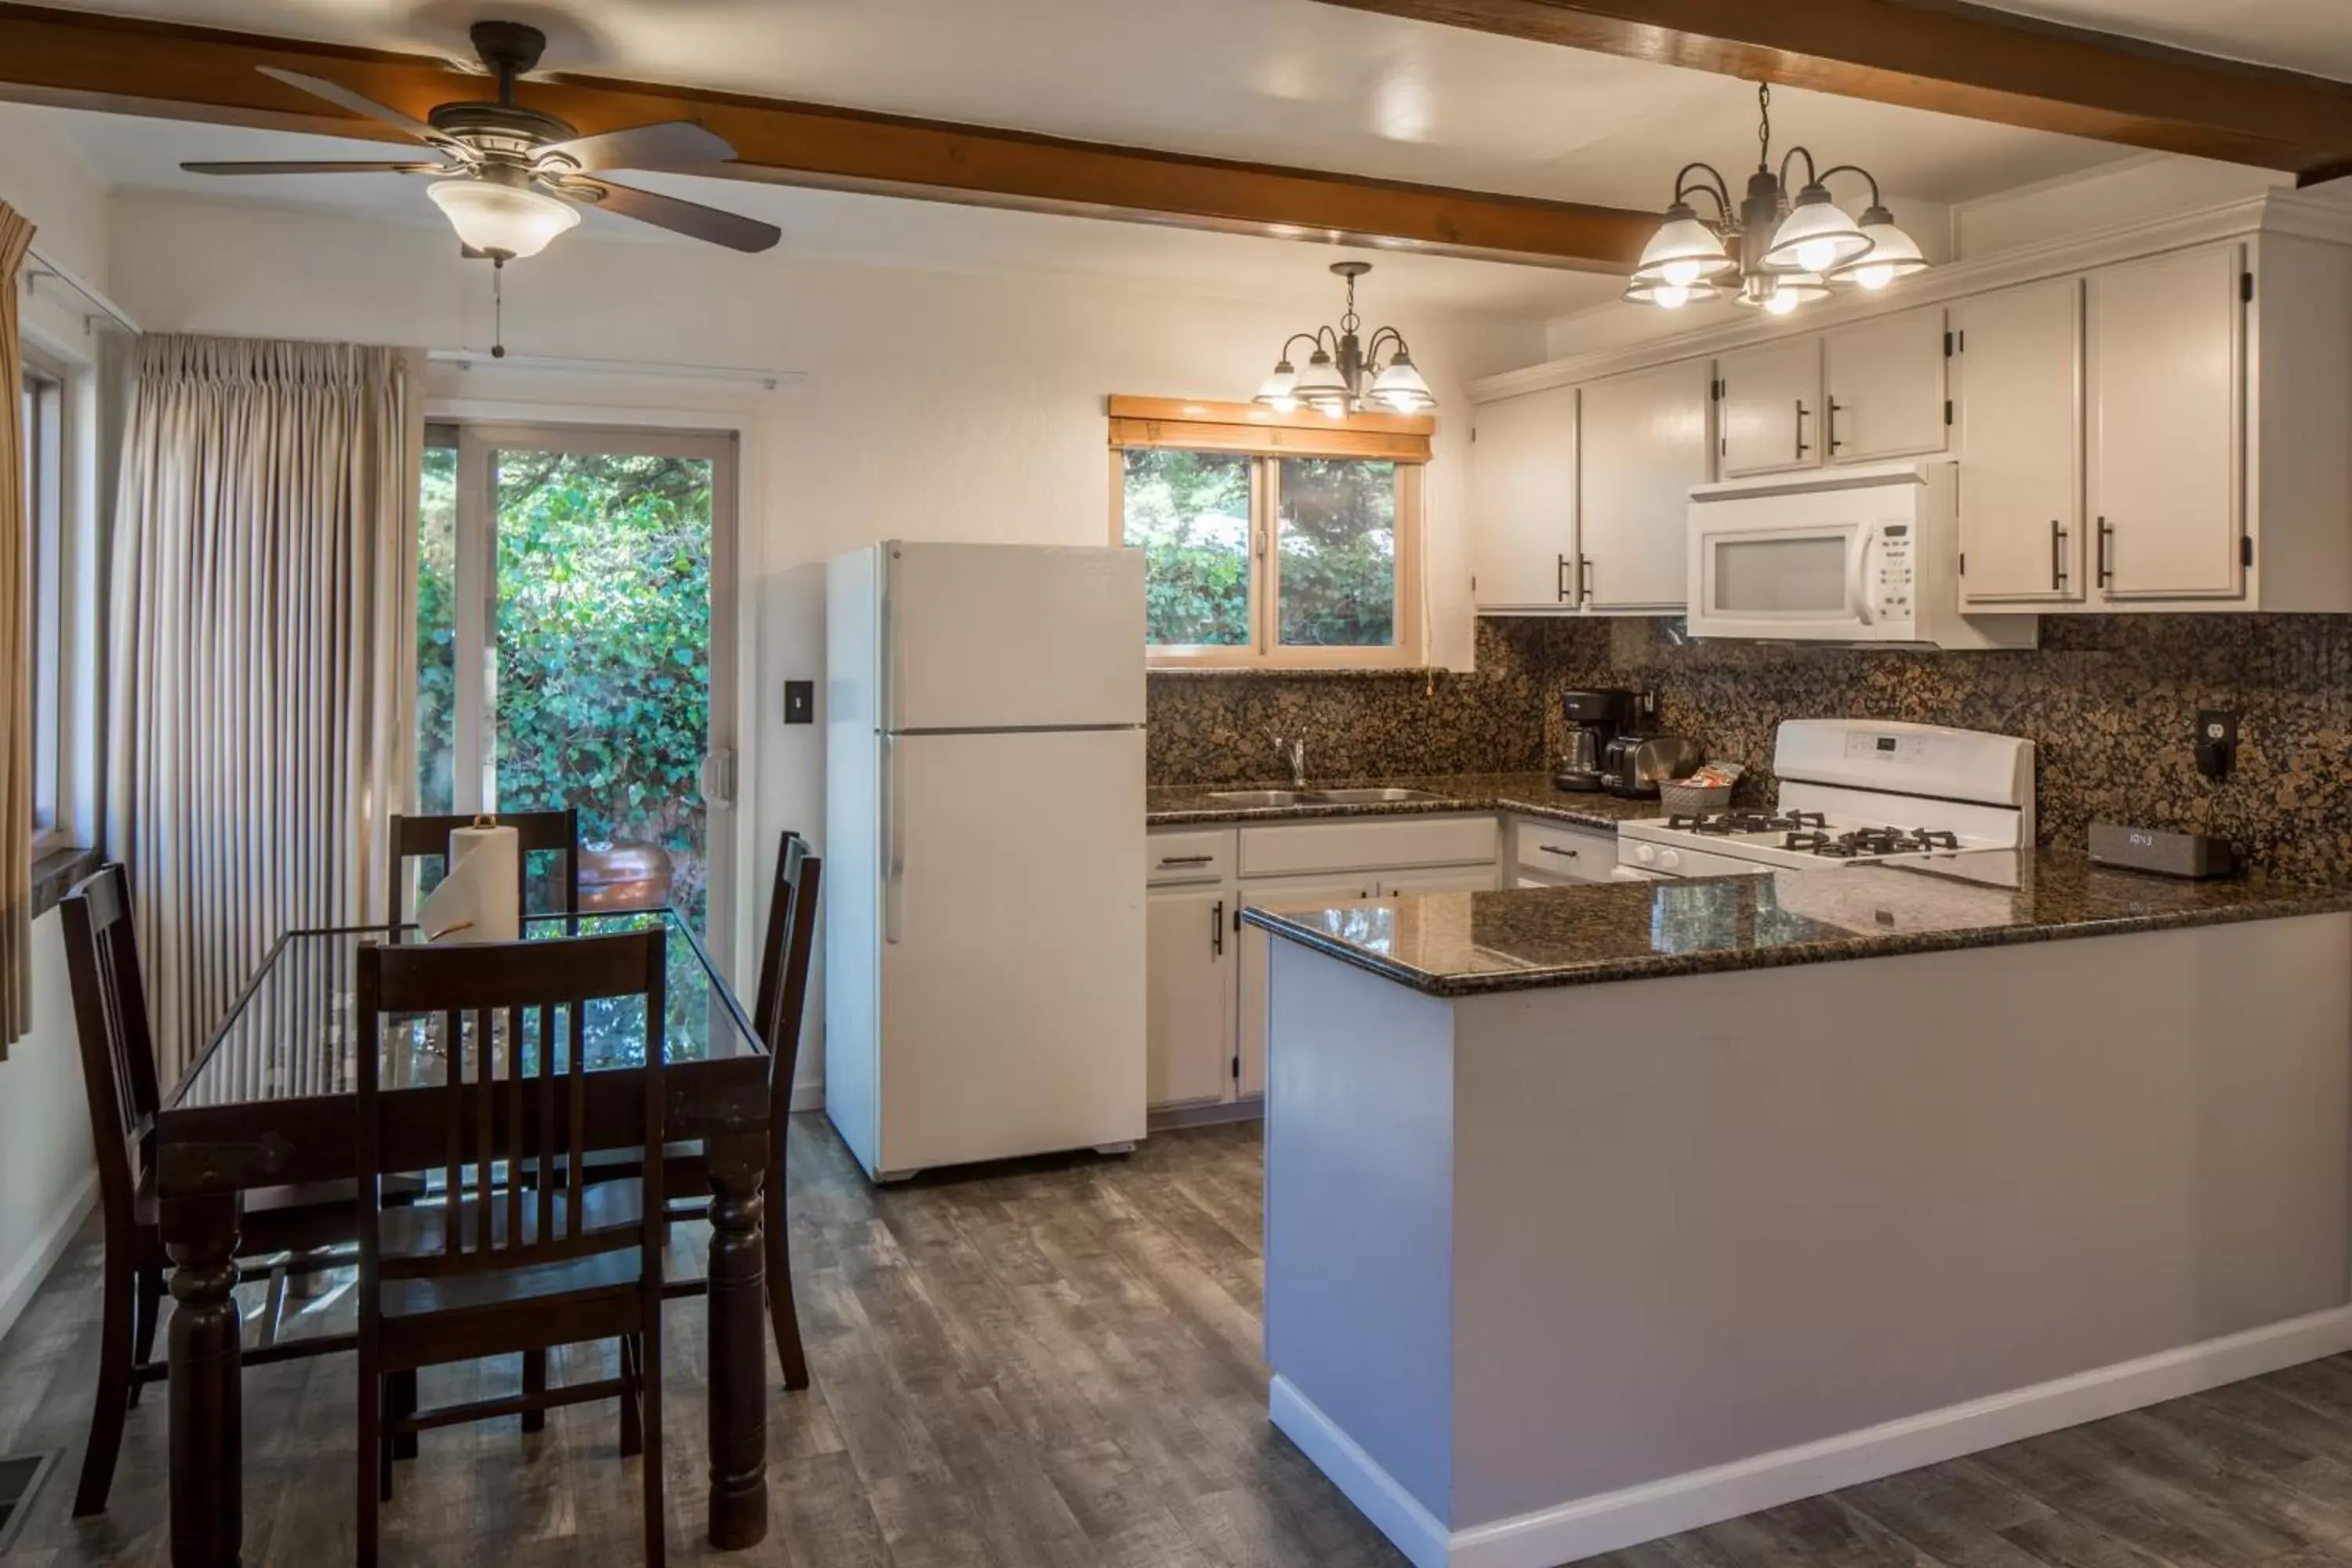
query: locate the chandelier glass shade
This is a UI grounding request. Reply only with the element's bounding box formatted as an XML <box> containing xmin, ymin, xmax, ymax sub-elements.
<box><xmin>1624</xmin><ymin>84</ymin><xmax>1929</xmax><ymax>316</ymax></box>
<box><xmin>1253</xmin><ymin>262</ymin><xmax>1435</xmax><ymax>418</ymax></box>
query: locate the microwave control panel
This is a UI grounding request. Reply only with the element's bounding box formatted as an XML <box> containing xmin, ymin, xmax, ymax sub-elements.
<box><xmin>1873</xmin><ymin>523</ymin><xmax>1914</xmax><ymax>621</ymax></box>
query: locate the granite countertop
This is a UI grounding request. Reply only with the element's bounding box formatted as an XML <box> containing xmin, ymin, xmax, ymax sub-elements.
<box><xmin>1145</xmin><ymin>771</ymin><xmax>1664</xmax><ymax>832</ymax></box>
<box><xmin>1239</xmin><ymin>849</ymin><xmax>2352</xmax><ymax>997</ymax></box>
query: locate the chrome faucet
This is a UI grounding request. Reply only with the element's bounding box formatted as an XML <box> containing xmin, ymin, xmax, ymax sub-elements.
<box><xmin>1266</xmin><ymin>730</ymin><xmax>1308</xmax><ymax>790</ymax></box>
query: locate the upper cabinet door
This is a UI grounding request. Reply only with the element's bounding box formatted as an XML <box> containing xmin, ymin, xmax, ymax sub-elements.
<box><xmin>1579</xmin><ymin>360</ymin><xmax>1714</xmax><ymax>611</ymax></box>
<box><xmin>2088</xmin><ymin>242</ymin><xmax>2245</xmax><ymax>600</ymax></box>
<box><xmin>1953</xmin><ymin>278</ymin><xmax>2084</xmax><ymax>604</ymax></box>
<box><xmin>1469</xmin><ymin>383</ymin><xmax>1580</xmax><ymax>610</ymax></box>
<box><xmin>1718</xmin><ymin>338</ymin><xmax>1823</xmax><ymax>477</ymax></box>
<box><xmin>1824</xmin><ymin>306</ymin><xmax>1948</xmax><ymax>464</ymax></box>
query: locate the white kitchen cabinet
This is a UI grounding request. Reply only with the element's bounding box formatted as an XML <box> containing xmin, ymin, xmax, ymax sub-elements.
<box><xmin>1376</xmin><ymin>866</ymin><xmax>1500</xmax><ymax>896</ymax></box>
<box><xmin>1510</xmin><ymin>817</ymin><xmax>1619</xmax><ymax>884</ymax></box>
<box><xmin>1578</xmin><ymin>361</ymin><xmax>1713</xmax><ymax>611</ymax></box>
<box><xmin>2088</xmin><ymin>242</ymin><xmax>2245</xmax><ymax>601</ymax></box>
<box><xmin>1144</xmin><ymin>886</ymin><xmax>1235</xmax><ymax>1109</ymax></box>
<box><xmin>1823</xmin><ymin>306</ymin><xmax>1947</xmax><ymax>464</ymax></box>
<box><xmin>1717</xmin><ymin>338</ymin><xmax>1822</xmax><ymax>478</ymax></box>
<box><xmin>1469</xmin><ymin>383</ymin><xmax>1580</xmax><ymax>610</ymax></box>
<box><xmin>1954</xmin><ymin>278</ymin><xmax>2085</xmax><ymax>604</ymax></box>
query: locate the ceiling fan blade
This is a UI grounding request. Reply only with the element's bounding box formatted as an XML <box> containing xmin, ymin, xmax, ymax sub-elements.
<box><xmin>181</xmin><ymin>159</ymin><xmax>452</xmax><ymax>176</ymax></box>
<box><xmin>534</xmin><ymin>121</ymin><xmax>736</xmax><ymax>174</ymax></box>
<box><xmin>564</xmin><ymin>179</ymin><xmax>781</xmax><ymax>253</ymax></box>
<box><xmin>257</xmin><ymin>65</ymin><xmax>452</xmax><ymax>147</ymax></box>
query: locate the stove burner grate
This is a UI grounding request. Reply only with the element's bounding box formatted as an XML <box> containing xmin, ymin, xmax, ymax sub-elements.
<box><xmin>1668</xmin><ymin>809</ymin><xmax>1829</xmax><ymax>836</ymax></box>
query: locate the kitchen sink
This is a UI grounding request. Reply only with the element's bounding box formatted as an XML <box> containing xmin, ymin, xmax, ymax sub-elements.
<box><xmin>1301</xmin><ymin>787</ymin><xmax>1449</xmax><ymax>804</ymax></box>
<box><xmin>1206</xmin><ymin>789</ymin><xmax>1308</xmax><ymax>806</ymax></box>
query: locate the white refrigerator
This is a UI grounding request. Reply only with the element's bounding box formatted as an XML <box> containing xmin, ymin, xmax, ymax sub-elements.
<box><xmin>824</xmin><ymin>541</ymin><xmax>1147</xmax><ymax>1180</ymax></box>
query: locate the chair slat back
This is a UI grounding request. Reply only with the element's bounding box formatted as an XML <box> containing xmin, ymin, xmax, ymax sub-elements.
<box><xmin>59</xmin><ymin>865</ymin><xmax>166</xmax><ymax>1229</ymax></box>
<box><xmin>387</xmin><ymin>808</ymin><xmax>581</xmax><ymax>927</ymax></box>
<box><xmin>750</xmin><ymin>833</ymin><xmax>822</xmax><ymax>1117</ymax></box>
<box><xmin>355</xmin><ymin>928</ymin><xmax>665</xmax><ymax>1281</ymax></box>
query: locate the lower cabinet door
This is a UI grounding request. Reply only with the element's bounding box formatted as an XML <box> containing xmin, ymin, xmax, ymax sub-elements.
<box><xmin>1145</xmin><ymin>887</ymin><xmax>1236</xmax><ymax>1109</ymax></box>
<box><xmin>1236</xmin><ymin>874</ymin><xmax>1376</xmax><ymax>1102</ymax></box>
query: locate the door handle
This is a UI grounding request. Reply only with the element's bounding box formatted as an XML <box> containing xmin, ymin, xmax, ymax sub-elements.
<box><xmin>1848</xmin><ymin>525</ymin><xmax>1880</xmax><ymax>626</ymax></box>
<box><xmin>1579</xmin><ymin>554</ymin><xmax>1593</xmax><ymax>601</ymax></box>
<box><xmin>1795</xmin><ymin>400</ymin><xmax>1811</xmax><ymax>459</ymax></box>
<box><xmin>2096</xmin><ymin>517</ymin><xmax>2114</xmax><ymax>589</ymax></box>
<box><xmin>696</xmin><ymin>748</ymin><xmax>736</xmax><ymax>808</ymax></box>
<box><xmin>2051</xmin><ymin>520</ymin><xmax>2067</xmax><ymax>591</ymax></box>
<box><xmin>882</xmin><ymin>735</ymin><xmax>905</xmax><ymax>944</ymax></box>
<box><xmin>1211</xmin><ymin>899</ymin><xmax>1225</xmax><ymax>957</ymax></box>
<box><xmin>1556</xmin><ymin>554</ymin><xmax>1573</xmax><ymax>603</ymax></box>
<box><xmin>1828</xmin><ymin>400</ymin><xmax>1843</xmax><ymax>455</ymax></box>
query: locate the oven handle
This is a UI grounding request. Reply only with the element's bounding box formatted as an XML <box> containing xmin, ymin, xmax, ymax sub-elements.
<box><xmin>1847</xmin><ymin>524</ymin><xmax>1880</xmax><ymax>626</ymax></box>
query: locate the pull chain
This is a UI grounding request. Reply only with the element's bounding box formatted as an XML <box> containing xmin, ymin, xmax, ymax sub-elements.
<box><xmin>491</xmin><ymin>256</ymin><xmax>506</xmax><ymax>359</ymax></box>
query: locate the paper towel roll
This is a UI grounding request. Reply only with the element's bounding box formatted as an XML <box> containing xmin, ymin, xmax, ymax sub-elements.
<box><xmin>416</xmin><ymin>822</ymin><xmax>522</xmax><ymax>942</ymax></box>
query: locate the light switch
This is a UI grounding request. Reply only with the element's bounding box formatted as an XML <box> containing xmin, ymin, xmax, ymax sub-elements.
<box><xmin>785</xmin><ymin>681</ymin><xmax>815</xmax><ymax>725</ymax></box>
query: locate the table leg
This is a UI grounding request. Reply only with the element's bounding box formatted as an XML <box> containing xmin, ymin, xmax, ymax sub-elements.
<box><xmin>703</xmin><ymin>1133</ymin><xmax>769</xmax><ymax>1549</ymax></box>
<box><xmin>163</xmin><ymin>1193</ymin><xmax>244</xmax><ymax>1568</ymax></box>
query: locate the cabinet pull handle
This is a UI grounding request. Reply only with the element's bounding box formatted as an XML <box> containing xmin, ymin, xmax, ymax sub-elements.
<box><xmin>1828</xmin><ymin>400</ymin><xmax>1843</xmax><ymax>454</ymax></box>
<box><xmin>1538</xmin><ymin>844</ymin><xmax>1581</xmax><ymax>858</ymax></box>
<box><xmin>2050</xmin><ymin>520</ymin><xmax>2063</xmax><ymax>591</ymax></box>
<box><xmin>1158</xmin><ymin>854</ymin><xmax>1213</xmax><ymax>866</ymax></box>
<box><xmin>1556</xmin><ymin>553</ymin><xmax>1573</xmax><ymax>604</ymax></box>
<box><xmin>2096</xmin><ymin>517</ymin><xmax>2114</xmax><ymax>589</ymax></box>
<box><xmin>1795</xmin><ymin>400</ymin><xmax>1811</xmax><ymax>459</ymax></box>
<box><xmin>1579</xmin><ymin>554</ymin><xmax>1593</xmax><ymax>601</ymax></box>
<box><xmin>1211</xmin><ymin>898</ymin><xmax>1224</xmax><ymax>957</ymax></box>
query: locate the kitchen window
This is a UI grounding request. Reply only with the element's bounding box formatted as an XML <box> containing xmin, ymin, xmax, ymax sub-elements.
<box><xmin>1109</xmin><ymin>397</ymin><xmax>1427</xmax><ymax>669</ymax></box>
<box><xmin>20</xmin><ymin>358</ymin><xmax>66</xmax><ymax>855</ymax></box>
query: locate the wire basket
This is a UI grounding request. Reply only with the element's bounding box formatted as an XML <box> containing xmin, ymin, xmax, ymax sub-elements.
<box><xmin>1657</xmin><ymin>779</ymin><xmax>1733</xmax><ymax>817</ymax></box>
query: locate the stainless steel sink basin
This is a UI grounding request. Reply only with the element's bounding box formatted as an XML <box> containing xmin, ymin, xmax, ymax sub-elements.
<box><xmin>1206</xmin><ymin>789</ymin><xmax>1307</xmax><ymax>806</ymax></box>
<box><xmin>1302</xmin><ymin>787</ymin><xmax>1448</xmax><ymax>804</ymax></box>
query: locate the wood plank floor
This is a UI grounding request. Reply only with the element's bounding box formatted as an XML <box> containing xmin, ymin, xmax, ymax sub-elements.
<box><xmin>7</xmin><ymin>1116</ymin><xmax>2352</xmax><ymax>1567</ymax></box>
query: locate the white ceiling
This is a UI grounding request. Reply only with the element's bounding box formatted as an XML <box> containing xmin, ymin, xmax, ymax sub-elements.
<box><xmin>31</xmin><ymin>0</ymin><xmax>2343</xmax><ymax>317</ymax></box>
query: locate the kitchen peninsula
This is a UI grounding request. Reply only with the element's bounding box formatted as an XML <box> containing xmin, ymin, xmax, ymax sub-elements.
<box><xmin>1245</xmin><ymin>858</ymin><xmax>2352</xmax><ymax>1568</ymax></box>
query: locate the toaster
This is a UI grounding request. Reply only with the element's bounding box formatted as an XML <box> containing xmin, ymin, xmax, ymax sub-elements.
<box><xmin>1600</xmin><ymin>733</ymin><xmax>1704</xmax><ymax>798</ymax></box>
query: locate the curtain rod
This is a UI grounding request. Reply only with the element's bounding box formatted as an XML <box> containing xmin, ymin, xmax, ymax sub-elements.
<box><xmin>427</xmin><ymin>350</ymin><xmax>804</xmax><ymax>390</ymax></box>
<box><xmin>21</xmin><ymin>245</ymin><xmax>140</xmax><ymax>336</ymax></box>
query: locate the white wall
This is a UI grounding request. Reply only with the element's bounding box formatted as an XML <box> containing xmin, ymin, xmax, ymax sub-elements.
<box><xmin>105</xmin><ymin>192</ymin><xmax>1543</xmax><ymax>1102</ymax></box>
<box><xmin>0</xmin><ymin>105</ymin><xmax>108</xmax><ymax>1344</ymax></box>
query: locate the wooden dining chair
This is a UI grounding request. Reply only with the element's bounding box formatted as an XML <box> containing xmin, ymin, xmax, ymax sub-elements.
<box><xmin>579</xmin><ymin>832</ymin><xmax>819</xmax><ymax>1388</ymax></box>
<box><xmin>387</xmin><ymin>807</ymin><xmax>581</xmax><ymax>927</ymax></box>
<box><xmin>354</xmin><ymin>927</ymin><xmax>670</xmax><ymax>1568</ymax></box>
<box><xmin>59</xmin><ymin>864</ymin><xmax>374</xmax><ymax>1517</ymax></box>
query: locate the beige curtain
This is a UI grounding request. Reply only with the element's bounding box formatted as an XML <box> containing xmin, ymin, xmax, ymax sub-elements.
<box><xmin>108</xmin><ymin>336</ymin><xmax>411</xmax><ymax>1080</ymax></box>
<box><xmin>0</xmin><ymin>201</ymin><xmax>34</xmax><ymax>1055</ymax></box>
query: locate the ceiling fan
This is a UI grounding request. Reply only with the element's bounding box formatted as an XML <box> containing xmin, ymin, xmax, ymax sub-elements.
<box><xmin>181</xmin><ymin>20</ymin><xmax>782</xmax><ymax>260</ymax></box>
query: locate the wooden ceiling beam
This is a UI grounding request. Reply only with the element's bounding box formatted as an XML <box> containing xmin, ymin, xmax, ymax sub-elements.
<box><xmin>1312</xmin><ymin>0</ymin><xmax>2352</xmax><ymax>178</ymax></box>
<box><xmin>0</xmin><ymin>2</ymin><xmax>1654</xmax><ymax>270</ymax></box>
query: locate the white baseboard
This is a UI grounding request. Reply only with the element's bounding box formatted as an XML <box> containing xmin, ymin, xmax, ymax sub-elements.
<box><xmin>1276</xmin><ymin>1303</ymin><xmax>2352</xmax><ymax>1568</ymax></box>
<box><xmin>789</xmin><ymin>1080</ymin><xmax>825</xmax><ymax>1114</ymax></box>
<box><xmin>0</xmin><ymin>1170</ymin><xmax>100</xmax><ymax>1349</ymax></box>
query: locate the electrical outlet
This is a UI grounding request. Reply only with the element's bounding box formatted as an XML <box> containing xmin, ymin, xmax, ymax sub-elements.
<box><xmin>2196</xmin><ymin>710</ymin><xmax>2238</xmax><ymax>781</ymax></box>
<box><xmin>784</xmin><ymin>681</ymin><xmax>815</xmax><ymax>725</ymax></box>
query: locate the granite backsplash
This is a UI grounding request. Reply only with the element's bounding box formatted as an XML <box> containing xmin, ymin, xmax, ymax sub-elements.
<box><xmin>1147</xmin><ymin>615</ymin><xmax>2352</xmax><ymax>881</ymax></box>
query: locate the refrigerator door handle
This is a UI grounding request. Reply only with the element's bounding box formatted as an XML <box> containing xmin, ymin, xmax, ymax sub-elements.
<box><xmin>879</xmin><ymin>545</ymin><xmax>902</xmax><ymax>735</ymax></box>
<box><xmin>882</xmin><ymin>733</ymin><xmax>906</xmax><ymax>944</ymax></box>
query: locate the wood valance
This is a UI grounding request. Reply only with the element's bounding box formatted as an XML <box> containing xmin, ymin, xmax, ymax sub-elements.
<box><xmin>1105</xmin><ymin>396</ymin><xmax>1432</xmax><ymax>463</ymax></box>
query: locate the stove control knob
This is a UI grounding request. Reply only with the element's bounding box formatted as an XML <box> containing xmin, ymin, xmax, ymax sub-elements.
<box><xmin>1634</xmin><ymin>842</ymin><xmax>1657</xmax><ymax>865</ymax></box>
<box><xmin>1658</xmin><ymin>849</ymin><xmax>1682</xmax><ymax>871</ymax></box>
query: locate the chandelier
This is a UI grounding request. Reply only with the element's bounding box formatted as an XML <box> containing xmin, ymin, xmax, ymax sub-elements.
<box><xmin>1628</xmin><ymin>84</ymin><xmax>1930</xmax><ymax>317</ymax></box>
<box><xmin>1253</xmin><ymin>262</ymin><xmax>1436</xmax><ymax>417</ymax></box>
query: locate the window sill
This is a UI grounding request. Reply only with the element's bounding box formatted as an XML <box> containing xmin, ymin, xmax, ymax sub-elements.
<box><xmin>31</xmin><ymin>847</ymin><xmax>101</xmax><ymax>922</ymax></box>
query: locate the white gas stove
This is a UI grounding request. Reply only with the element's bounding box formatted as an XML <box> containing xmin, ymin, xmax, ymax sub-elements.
<box><xmin>1617</xmin><ymin>719</ymin><xmax>2034</xmax><ymax>880</ymax></box>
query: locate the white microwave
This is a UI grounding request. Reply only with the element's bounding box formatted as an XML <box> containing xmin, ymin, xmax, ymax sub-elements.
<box><xmin>1684</xmin><ymin>462</ymin><xmax>2036</xmax><ymax>650</ymax></box>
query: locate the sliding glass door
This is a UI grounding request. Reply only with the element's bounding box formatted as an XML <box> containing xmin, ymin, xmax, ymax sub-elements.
<box><xmin>416</xmin><ymin>423</ymin><xmax>739</xmax><ymax>950</ymax></box>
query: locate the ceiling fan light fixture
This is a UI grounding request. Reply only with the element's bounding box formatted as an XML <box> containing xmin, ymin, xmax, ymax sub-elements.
<box><xmin>426</xmin><ymin>176</ymin><xmax>580</xmax><ymax>259</ymax></box>
<box><xmin>1832</xmin><ymin>206</ymin><xmax>1929</xmax><ymax>289</ymax></box>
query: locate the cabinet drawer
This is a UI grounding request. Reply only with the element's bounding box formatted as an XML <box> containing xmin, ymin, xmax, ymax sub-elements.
<box><xmin>1238</xmin><ymin>815</ymin><xmax>1497</xmax><ymax>878</ymax></box>
<box><xmin>1513</xmin><ymin>819</ymin><xmax>1617</xmax><ymax>882</ymax></box>
<box><xmin>1147</xmin><ymin>829</ymin><xmax>1236</xmax><ymax>885</ymax></box>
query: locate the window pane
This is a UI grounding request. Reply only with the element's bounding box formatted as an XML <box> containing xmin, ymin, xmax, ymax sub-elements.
<box><xmin>1121</xmin><ymin>448</ymin><xmax>1251</xmax><ymax>647</ymax></box>
<box><xmin>1277</xmin><ymin>457</ymin><xmax>1396</xmax><ymax>647</ymax></box>
<box><xmin>415</xmin><ymin>441</ymin><xmax>458</xmax><ymax>816</ymax></box>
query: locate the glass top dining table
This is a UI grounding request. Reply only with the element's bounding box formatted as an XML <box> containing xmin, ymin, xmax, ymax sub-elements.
<box><xmin>172</xmin><ymin>908</ymin><xmax>765</xmax><ymax>1109</ymax></box>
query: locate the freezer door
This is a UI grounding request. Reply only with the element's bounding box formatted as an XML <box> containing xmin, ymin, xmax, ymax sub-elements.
<box><xmin>876</xmin><ymin>728</ymin><xmax>1146</xmax><ymax>1174</ymax></box>
<box><xmin>885</xmin><ymin>542</ymin><xmax>1145</xmax><ymax>731</ymax></box>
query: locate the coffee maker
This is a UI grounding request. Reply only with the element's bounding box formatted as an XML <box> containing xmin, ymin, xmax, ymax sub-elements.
<box><xmin>1555</xmin><ymin>689</ymin><xmax>1635</xmax><ymax>792</ymax></box>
